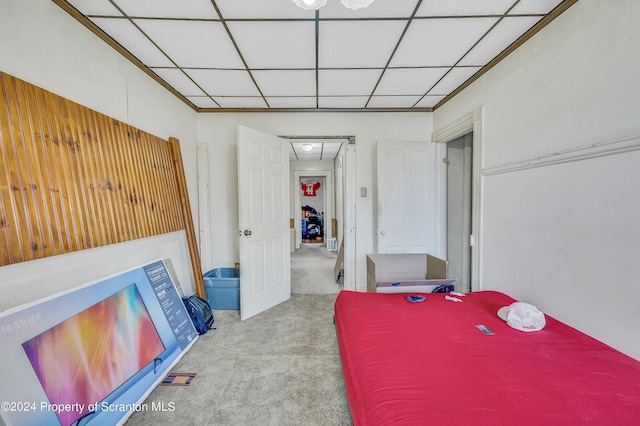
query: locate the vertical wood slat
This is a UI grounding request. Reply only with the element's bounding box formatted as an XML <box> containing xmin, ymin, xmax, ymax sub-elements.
<box><xmin>27</xmin><ymin>82</ymin><xmax>59</xmax><ymax>257</ymax></box>
<box><xmin>72</xmin><ymin>101</ymin><xmax>101</xmax><ymax>248</ymax></box>
<box><xmin>131</xmin><ymin>128</ymin><xmax>157</xmax><ymax>236</ymax></box>
<box><xmin>86</xmin><ymin>108</ymin><xmax>123</xmax><ymax>244</ymax></box>
<box><xmin>139</xmin><ymin>132</ymin><xmax>160</xmax><ymax>234</ymax></box>
<box><xmin>156</xmin><ymin>137</ymin><xmax>182</xmax><ymax>231</ymax></box>
<box><xmin>118</xmin><ymin>122</ymin><xmax>146</xmax><ymax>239</ymax></box>
<box><xmin>110</xmin><ymin>118</ymin><xmax>138</xmax><ymax>241</ymax></box>
<box><xmin>57</xmin><ymin>95</ymin><xmax>89</xmax><ymax>250</ymax></box>
<box><xmin>20</xmin><ymin>82</ymin><xmax>50</xmax><ymax>259</ymax></box>
<box><xmin>2</xmin><ymin>74</ymin><xmax>33</xmax><ymax>262</ymax></box>
<box><xmin>146</xmin><ymin>135</ymin><xmax>170</xmax><ymax>234</ymax></box>
<box><xmin>43</xmin><ymin>86</ymin><xmax>75</xmax><ymax>253</ymax></box>
<box><xmin>78</xmin><ymin>106</ymin><xmax>108</xmax><ymax>247</ymax></box>
<box><xmin>0</xmin><ymin>72</ymin><xmax>186</xmax><ymax>267</ymax></box>
<box><xmin>0</xmin><ymin>75</ymin><xmax>18</xmax><ymax>265</ymax></box>
<box><xmin>142</xmin><ymin>135</ymin><xmax>163</xmax><ymax>234</ymax></box>
<box><xmin>169</xmin><ymin>137</ymin><xmax>206</xmax><ymax>299</ymax></box>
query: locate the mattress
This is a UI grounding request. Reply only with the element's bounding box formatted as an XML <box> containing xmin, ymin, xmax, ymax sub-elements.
<box><xmin>334</xmin><ymin>290</ymin><xmax>640</xmax><ymax>425</ymax></box>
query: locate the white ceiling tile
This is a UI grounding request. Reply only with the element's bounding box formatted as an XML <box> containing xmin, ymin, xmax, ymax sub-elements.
<box><xmin>151</xmin><ymin>68</ymin><xmax>205</xmax><ymax>96</ymax></box>
<box><xmin>292</xmin><ymin>142</ymin><xmax>322</xmax><ymax>150</ymax></box>
<box><xmin>298</xmin><ymin>150</ymin><xmax>329</xmax><ymax>159</ymax></box>
<box><xmin>319</xmin><ymin>21</ymin><xmax>407</xmax><ymax>68</ymax></box>
<box><xmin>90</xmin><ymin>18</ymin><xmax>174</xmax><ymax>67</ymax></box>
<box><xmin>252</xmin><ymin>70</ymin><xmax>316</xmax><ymax>97</ymax></box>
<box><xmin>391</xmin><ymin>18</ymin><xmax>498</xmax><ymax>67</ymax></box>
<box><xmin>296</xmin><ymin>153</ymin><xmax>320</xmax><ymax>160</ymax></box>
<box><xmin>375</xmin><ymin>68</ymin><xmax>448</xmax><ymax>95</ymax></box>
<box><xmin>318</xmin><ymin>97</ymin><xmax>369</xmax><ymax>108</ymax></box>
<box><xmin>66</xmin><ymin>0</ymin><xmax>121</xmax><ymax>16</ymax></box>
<box><xmin>318</xmin><ymin>69</ymin><xmax>382</xmax><ymax>96</ymax></box>
<box><xmin>416</xmin><ymin>0</ymin><xmax>515</xmax><ymax>16</ymax></box>
<box><xmin>134</xmin><ymin>19</ymin><xmax>244</xmax><ymax>68</ymax></box>
<box><xmin>321</xmin><ymin>149</ymin><xmax>341</xmax><ymax>160</ymax></box>
<box><xmin>187</xmin><ymin>96</ymin><xmax>220</xmax><ymax>108</ymax></box>
<box><xmin>319</xmin><ymin>0</ymin><xmax>418</xmax><ymax>18</ymax></box>
<box><xmin>414</xmin><ymin>95</ymin><xmax>446</xmax><ymax>108</ymax></box>
<box><xmin>321</xmin><ymin>142</ymin><xmax>344</xmax><ymax>150</ymax></box>
<box><xmin>459</xmin><ymin>16</ymin><xmax>542</xmax><ymax>66</ymax></box>
<box><xmin>214</xmin><ymin>97</ymin><xmax>268</xmax><ymax>108</ymax></box>
<box><xmin>113</xmin><ymin>0</ymin><xmax>218</xmax><ymax>19</ymax></box>
<box><xmin>217</xmin><ymin>0</ymin><xmax>314</xmax><ymax>19</ymax></box>
<box><xmin>266</xmin><ymin>97</ymin><xmax>317</xmax><ymax>108</ymax></box>
<box><xmin>187</xmin><ymin>70</ymin><xmax>260</xmax><ymax>96</ymax></box>
<box><xmin>366</xmin><ymin>96</ymin><xmax>422</xmax><ymax>108</ymax></box>
<box><xmin>428</xmin><ymin>67</ymin><xmax>481</xmax><ymax>95</ymax></box>
<box><xmin>509</xmin><ymin>0</ymin><xmax>564</xmax><ymax>15</ymax></box>
<box><xmin>227</xmin><ymin>21</ymin><xmax>316</xmax><ymax>69</ymax></box>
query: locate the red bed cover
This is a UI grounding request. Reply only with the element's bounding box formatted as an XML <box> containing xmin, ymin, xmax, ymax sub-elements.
<box><xmin>334</xmin><ymin>290</ymin><xmax>640</xmax><ymax>425</ymax></box>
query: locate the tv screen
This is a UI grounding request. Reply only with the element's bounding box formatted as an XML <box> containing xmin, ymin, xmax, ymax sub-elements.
<box><xmin>22</xmin><ymin>284</ymin><xmax>165</xmax><ymax>426</ymax></box>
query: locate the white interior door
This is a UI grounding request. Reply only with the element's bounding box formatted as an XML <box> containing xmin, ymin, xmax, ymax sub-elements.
<box><xmin>377</xmin><ymin>141</ymin><xmax>432</xmax><ymax>253</ymax></box>
<box><xmin>238</xmin><ymin>126</ymin><xmax>290</xmax><ymax>320</ymax></box>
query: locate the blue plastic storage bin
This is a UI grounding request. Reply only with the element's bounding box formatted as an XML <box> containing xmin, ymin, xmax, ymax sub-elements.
<box><xmin>203</xmin><ymin>268</ymin><xmax>240</xmax><ymax>310</ymax></box>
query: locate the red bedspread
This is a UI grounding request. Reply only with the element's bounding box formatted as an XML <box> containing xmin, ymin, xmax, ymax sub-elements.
<box><xmin>334</xmin><ymin>290</ymin><xmax>640</xmax><ymax>425</ymax></box>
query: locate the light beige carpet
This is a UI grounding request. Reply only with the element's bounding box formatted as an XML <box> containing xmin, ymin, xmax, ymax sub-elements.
<box><xmin>291</xmin><ymin>243</ymin><xmax>341</xmax><ymax>294</ymax></box>
<box><xmin>125</xmin><ymin>247</ymin><xmax>350</xmax><ymax>426</ymax></box>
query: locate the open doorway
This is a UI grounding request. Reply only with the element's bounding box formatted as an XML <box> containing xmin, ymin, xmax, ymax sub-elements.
<box><xmin>294</xmin><ymin>171</ymin><xmax>333</xmax><ymax>249</ymax></box>
<box><xmin>287</xmin><ymin>137</ymin><xmax>352</xmax><ymax>294</ymax></box>
<box><xmin>235</xmin><ymin>127</ymin><xmax>355</xmax><ymax>319</ymax></box>
<box><xmin>433</xmin><ymin>106</ymin><xmax>484</xmax><ymax>292</ymax></box>
<box><xmin>300</xmin><ymin>176</ymin><xmax>326</xmax><ymax>244</ymax></box>
<box><xmin>446</xmin><ymin>133</ymin><xmax>473</xmax><ymax>293</ymax></box>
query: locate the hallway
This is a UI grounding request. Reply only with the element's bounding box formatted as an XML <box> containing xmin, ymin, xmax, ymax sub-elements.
<box><xmin>291</xmin><ymin>243</ymin><xmax>341</xmax><ymax>294</ymax></box>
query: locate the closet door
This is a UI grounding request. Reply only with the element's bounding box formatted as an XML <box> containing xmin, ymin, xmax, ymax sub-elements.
<box><xmin>377</xmin><ymin>141</ymin><xmax>433</xmax><ymax>253</ymax></box>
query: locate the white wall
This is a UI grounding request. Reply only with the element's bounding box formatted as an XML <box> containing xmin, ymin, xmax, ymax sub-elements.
<box><xmin>197</xmin><ymin>113</ymin><xmax>433</xmax><ymax>289</ymax></box>
<box><xmin>434</xmin><ymin>0</ymin><xmax>640</xmax><ymax>359</ymax></box>
<box><xmin>0</xmin><ymin>0</ymin><xmax>199</xmax><ymax>310</ymax></box>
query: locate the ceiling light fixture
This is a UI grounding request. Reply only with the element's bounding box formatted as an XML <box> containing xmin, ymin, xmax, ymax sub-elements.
<box><xmin>340</xmin><ymin>0</ymin><xmax>375</xmax><ymax>10</ymax></box>
<box><xmin>292</xmin><ymin>0</ymin><xmax>375</xmax><ymax>11</ymax></box>
<box><xmin>292</xmin><ymin>0</ymin><xmax>328</xmax><ymax>10</ymax></box>
<box><xmin>302</xmin><ymin>144</ymin><xmax>313</xmax><ymax>151</ymax></box>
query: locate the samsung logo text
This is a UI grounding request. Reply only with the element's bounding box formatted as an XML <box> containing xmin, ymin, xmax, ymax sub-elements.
<box><xmin>1</xmin><ymin>313</ymin><xmax>43</xmax><ymax>335</ymax></box>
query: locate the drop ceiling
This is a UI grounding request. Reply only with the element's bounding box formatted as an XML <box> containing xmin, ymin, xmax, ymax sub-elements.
<box><xmin>55</xmin><ymin>0</ymin><xmax>577</xmax><ymax>113</ymax></box>
<box><xmin>289</xmin><ymin>139</ymin><xmax>347</xmax><ymax>160</ymax></box>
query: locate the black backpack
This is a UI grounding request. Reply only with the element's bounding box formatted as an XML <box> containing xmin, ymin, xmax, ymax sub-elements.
<box><xmin>182</xmin><ymin>295</ymin><xmax>214</xmax><ymax>335</ymax></box>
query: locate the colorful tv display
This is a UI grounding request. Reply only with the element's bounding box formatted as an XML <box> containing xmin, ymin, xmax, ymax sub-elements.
<box><xmin>22</xmin><ymin>284</ymin><xmax>165</xmax><ymax>426</ymax></box>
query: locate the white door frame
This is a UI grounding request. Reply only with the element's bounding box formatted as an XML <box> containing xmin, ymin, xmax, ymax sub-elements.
<box><xmin>343</xmin><ymin>142</ymin><xmax>357</xmax><ymax>291</ymax></box>
<box><xmin>432</xmin><ymin>106</ymin><xmax>484</xmax><ymax>291</ymax></box>
<box><xmin>294</xmin><ymin>170</ymin><xmax>333</xmax><ymax>249</ymax></box>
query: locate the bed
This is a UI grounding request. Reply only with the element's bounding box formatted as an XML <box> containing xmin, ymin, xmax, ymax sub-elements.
<box><xmin>334</xmin><ymin>290</ymin><xmax>640</xmax><ymax>425</ymax></box>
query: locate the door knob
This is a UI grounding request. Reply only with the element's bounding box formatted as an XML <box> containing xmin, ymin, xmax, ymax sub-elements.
<box><xmin>244</xmin><ymin>230</ymin><xmax>252</xmax><ymax>236</ymax></box>
<box><xmin>380</xmin><ymin>230</ymin><xmax>386</xmax><ymax>236</ymax></box>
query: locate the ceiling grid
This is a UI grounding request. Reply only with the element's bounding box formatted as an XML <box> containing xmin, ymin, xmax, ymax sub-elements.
<box><xmin>54</xmin><ymin>0</ymin><xmax>577</xmax><ymax>112</ymax></box>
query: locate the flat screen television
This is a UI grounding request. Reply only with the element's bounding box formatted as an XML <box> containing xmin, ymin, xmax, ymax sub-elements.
<box><xmin>22</xmin><ymin>284</ymin><xmax>165</xmax><ymax>426</ymax></box>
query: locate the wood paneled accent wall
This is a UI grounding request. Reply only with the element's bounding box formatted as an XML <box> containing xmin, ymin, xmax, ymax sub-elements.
<box><xmin>0</xmin><ymin>73</ymin><xmax>204</xmax><ymax>294</ymax></box>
